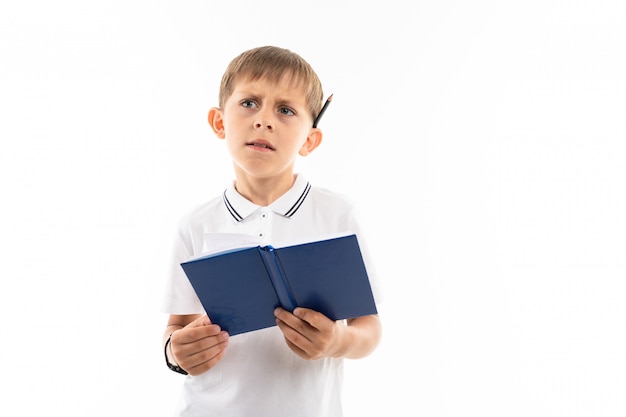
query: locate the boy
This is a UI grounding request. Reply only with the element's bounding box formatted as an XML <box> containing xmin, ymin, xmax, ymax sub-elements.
<box><xmin>161</xmin><ymin>45</ymin><xmax>382</xmax><ymax>417</ymax></box>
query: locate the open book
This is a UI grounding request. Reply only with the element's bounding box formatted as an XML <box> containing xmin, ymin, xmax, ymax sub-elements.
<box><xmin>180</xmin><ymin>233</ymin><xmax>378</xmax><ymax>336</ymax></box>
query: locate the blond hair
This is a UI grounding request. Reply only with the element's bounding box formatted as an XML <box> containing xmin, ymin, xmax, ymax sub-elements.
<box><xmin>218</xmin><ymin>46</ymin><xmax>324</xmax><ymax>121</ymax></box>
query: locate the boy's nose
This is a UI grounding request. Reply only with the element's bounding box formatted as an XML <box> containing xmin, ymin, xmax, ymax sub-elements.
<box><xmin>254</xmin><ymin>120</ymin><xmax>274</xmax><ymax>131</ymax></box>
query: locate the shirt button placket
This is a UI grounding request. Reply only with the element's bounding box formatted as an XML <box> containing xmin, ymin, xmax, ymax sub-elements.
<box><xmin>258</xmin><ymin>211</ymin><xmax>269</xmax><ymax>239</ymax></box>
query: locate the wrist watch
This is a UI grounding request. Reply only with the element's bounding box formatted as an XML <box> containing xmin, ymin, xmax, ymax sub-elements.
<box><xmin>164</xmin><ymin>333</ymin><xmax>188</xmax><ymax>375</ymax></box>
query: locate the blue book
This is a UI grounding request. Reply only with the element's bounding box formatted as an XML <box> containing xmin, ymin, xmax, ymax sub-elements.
<box><xmin>180</xmin><ymin>234</ymin><xmax>378</xmax><ymax>336</ymax></box>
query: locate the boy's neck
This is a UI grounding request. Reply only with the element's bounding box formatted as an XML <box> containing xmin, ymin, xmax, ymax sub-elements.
<box><xmin>234</xmin><ymin>173</ymin><xmax>297</xmax><ymax>207</ymax></box>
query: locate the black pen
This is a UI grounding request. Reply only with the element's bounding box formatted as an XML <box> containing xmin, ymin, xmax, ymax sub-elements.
<box><xmin>312</xmin><ymin>94</ymin><xmax>333</xmax><ymax>128</ymax></box>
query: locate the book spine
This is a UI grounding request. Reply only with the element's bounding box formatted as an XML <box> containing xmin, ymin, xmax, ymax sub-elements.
<box><xmin>258</xmin><ymin>246</ymin><xmax>297</xmax><ymax>311</ymax></box>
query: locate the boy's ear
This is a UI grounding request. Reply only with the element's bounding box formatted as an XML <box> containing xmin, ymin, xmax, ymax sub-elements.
<box><xmin>208</xmin><ymin>107</ymin><xmax>225</xmax><ymax>139</ymax></box>
<box><xmin>299</xmin><ymin>128</ymin><xmax>323</xmax><ymax>156</ymax></box>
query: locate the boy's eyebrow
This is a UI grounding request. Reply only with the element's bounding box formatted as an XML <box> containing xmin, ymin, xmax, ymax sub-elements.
<box><xmin>274</xmin><ymin>96</ymin><xmax>301</xmax><ymax>108</ymax></box>
<box><xmin>235</xmin><ymin>91</ymin><xmax>261</xmax><ymax>101</ymax></box>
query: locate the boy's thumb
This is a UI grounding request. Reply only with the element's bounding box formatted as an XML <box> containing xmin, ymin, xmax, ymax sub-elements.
<box><xmin>188</xmin><ymin>314</ymin><xmax>212</xmax><ymax>328</ymax></box>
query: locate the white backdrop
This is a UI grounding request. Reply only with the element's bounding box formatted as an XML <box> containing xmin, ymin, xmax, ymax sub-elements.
<box><xmin>1</xmin><ymin>1</ymin><xmax>625</xmax><ymax>416</ymax></box>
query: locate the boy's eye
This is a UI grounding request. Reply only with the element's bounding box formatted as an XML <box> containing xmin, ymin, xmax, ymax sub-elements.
<box><xmin>241</xmin><ymin>100</ymin><xmax>257</xmax><ymax>109</ymax></box>
<box><xmin>279</xmin><ymin>107</ymin><xmax>295</xmax><ymax>116</ymax></box>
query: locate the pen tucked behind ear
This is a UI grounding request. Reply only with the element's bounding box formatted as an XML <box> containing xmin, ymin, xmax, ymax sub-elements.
<box><xmin>312</xmin><ymin>94</ymin><xmax>333</xmax><ymax>128</ymax></box>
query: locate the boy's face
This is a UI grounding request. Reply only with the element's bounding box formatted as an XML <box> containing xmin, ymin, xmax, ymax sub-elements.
<box><xmin>209</xmin><ymin>75</ymin><xmax>321</xmax><ymax>184</ymax></box>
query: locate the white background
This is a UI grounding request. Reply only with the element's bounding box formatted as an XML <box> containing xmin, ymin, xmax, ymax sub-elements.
<box><xmin>1</xmin><ymin>1</ymin><xmax>625</xmax><ymax>416</ymax></box>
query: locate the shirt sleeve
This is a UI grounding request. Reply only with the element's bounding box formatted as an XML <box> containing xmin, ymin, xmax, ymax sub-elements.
<box><xmin>342</xmin><ymin>202</ymin><xmax>386</xmax><ymax>308</ymax></box>
<box><xmin>160</xmin><ymin>226</ymin><xmax>205</xmax><ymax>315</ymax></box>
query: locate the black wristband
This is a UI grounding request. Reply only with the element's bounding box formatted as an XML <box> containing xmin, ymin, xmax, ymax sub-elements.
<box><xmin>164</xmin><ymin>333</ymin><xmax>188</xmax><ymax>375</ymax></box>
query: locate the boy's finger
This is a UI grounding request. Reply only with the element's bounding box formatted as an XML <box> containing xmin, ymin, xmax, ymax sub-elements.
<box><xmin>293</xmin><ymin>307</ymin><xmax>323</xmax><ymax>330</ymax></box>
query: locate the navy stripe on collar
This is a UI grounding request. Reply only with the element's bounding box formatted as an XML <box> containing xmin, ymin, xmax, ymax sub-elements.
<box><xmin>223</xmin><ymin>190</ymin><xmax>243</xmax><ymax>222</ymax></box>
<box><xmin>284</xmin><ymin>181</ymin><xmax>311</xmax><ymax>218</ymax></box>
<box><xmin>223</xmin><ymin>180</ymin><xmax>311</xmax><ymax>222</ymax></box>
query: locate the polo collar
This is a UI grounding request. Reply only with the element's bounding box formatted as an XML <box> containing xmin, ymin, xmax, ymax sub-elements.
<box><xmin>222</xmin><ymin>175</ymin><xmax>311</xmax><ymax>222</ymax></box>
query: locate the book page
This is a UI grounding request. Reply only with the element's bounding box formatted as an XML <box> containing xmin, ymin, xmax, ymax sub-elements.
<box><xmin>186</xmin><ymin>233</ymin><xmax>263</xmax><ymax>262</ymax></box>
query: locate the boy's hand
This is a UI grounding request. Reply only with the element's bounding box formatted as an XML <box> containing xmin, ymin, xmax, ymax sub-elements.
<box><xmin>170</xmin><ymin>315</ymin><xmax>229</xmax><ymax>376</ymax></box>
<box><xmin>274</xmin><ymin>307</ymin><xmax>345</xmax><ymax>360</ymax></box>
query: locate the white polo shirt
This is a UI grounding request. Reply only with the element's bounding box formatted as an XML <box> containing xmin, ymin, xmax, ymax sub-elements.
<box><xmin>162</xmin><ymin>174</ymin><xmax>379</xmax><ymax>417</ymax></box>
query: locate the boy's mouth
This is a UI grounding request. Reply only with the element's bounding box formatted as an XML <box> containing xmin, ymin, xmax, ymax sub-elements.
<box><xmin>247</xmin><ymin>140</ymin><xmax>275</xmax><ymax>150</ymax></box>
